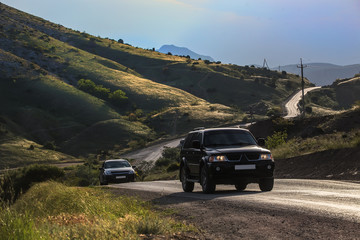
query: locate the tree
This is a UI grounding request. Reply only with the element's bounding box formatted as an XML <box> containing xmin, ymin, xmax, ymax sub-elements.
<box><xmin>109</xmin><ymin>89</ymin><xmax>128</xmax><ymax>106</ymax></box>
<box><xmin>77</xmin><ymin>79</ymin><xmax>110</xmax><ymax>99</ymax></box>
<box><xmin>118</xmin><ymin>39</ymin><xmax>124</xmax><ymax>44</ymax></box>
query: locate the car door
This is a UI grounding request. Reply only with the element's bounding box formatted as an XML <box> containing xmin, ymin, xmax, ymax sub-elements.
<box><xmin>186</xmin><ymin>132</ymin><xmax>203</xmax><ymax>177</ymax></box>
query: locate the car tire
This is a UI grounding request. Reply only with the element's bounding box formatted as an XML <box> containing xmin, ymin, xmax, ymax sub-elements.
<box><xmin>180</xmin><ymin>164</ymin><xmax>194</xmax><ymax>192</ymax></box>
<box><xmin>201</xmin><ymin>166</ymin><xmax>216</xmax><ymax>194</ymax></box>
<box><xmin>235</xmin><ymin>182</ymin><xmax>247</xmax><ymax>191</ymax></box>
<box><xmin>99</xmin><ymin>176</ymin><xmax>108</xmax><ymax>185</ymax></box>
<box><xmin>259</xmin><ymin>177</ymin><xmax>274</xmax><ymax>191</ymax></box>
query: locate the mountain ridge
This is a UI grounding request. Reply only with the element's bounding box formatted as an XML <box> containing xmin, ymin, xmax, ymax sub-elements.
<box><xmin>158</xmin><ymin>44</ymin><xmax>214</xmax><ymax>61</ymax></box>
<box><xmin>275</xmin><ymin>63</ymin><xmax>360</xmax><ymax>86</ymax></box>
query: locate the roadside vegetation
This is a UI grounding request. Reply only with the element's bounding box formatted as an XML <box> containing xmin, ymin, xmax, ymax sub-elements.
<box><xmin>270</xmin><ymin>129</ymin><xmax>360</xmax><ymax>159</ymax></box>
<box><xmin>261</xmin><ymin>106</ymin><xmax>360</xmax><ymax>159</ymax></box>
<box><xmin>0</xmin><ymin>181</ymin><xmax>195</xmax><ymax>239</ymax></box>
<box><xmin>140</xmin><ymin>147</ymin><xmax>180</xmax><ymax>181</ymax></box>
<box><xmin>0</xmin><ymin>163</ymin><xmax>195</xmax><ymax>239</ymax></box>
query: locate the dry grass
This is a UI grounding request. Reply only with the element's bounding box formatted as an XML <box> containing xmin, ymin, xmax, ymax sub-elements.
<box><xmin>272</xmin><ymin>129</ymin><xmax>360</xmax><ymax>159</ymax></box>
<box><xmin>0</xmin><ymin>181</ymin><xmax>196</xmax><ymax>239</ymax></box>
<box><xmin>0</xmin><ymin>138</ymin><xmax>77</xmax><ymax>169</ymax></box>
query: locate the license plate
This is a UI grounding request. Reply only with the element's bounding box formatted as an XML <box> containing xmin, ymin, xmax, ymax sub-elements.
<box><xmin>235</xmin><ymin>164</ymin><xmax>256</xmax><ymax>170</ymax></box>
<box><xmin>116</xmin><ymin>176</ymin><xmax>126</xmax><ymax>179</ymax></box>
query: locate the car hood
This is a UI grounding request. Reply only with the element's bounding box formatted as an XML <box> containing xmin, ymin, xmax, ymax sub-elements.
<box><xmin>205</xmin><ymin>145</ymin><xmax>270</xmax><ymax>154</ymax></box>
<box><xmin>105</xmin><ymin>167</ymin><xmax>134</xmax><ymax>172</ymax></box>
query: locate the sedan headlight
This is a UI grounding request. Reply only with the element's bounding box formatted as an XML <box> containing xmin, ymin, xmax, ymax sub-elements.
<box><xmin>209</xmin><ymin>155</ymin><xmax>227</xmax><ymax>162</ymax></box>
<box><xmin>260</xmin><ymin>154</ymin><xmax>273</xmax><ymax>160</ymax></box>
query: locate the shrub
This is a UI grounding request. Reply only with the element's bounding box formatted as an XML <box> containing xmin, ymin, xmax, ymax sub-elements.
<box><xmin>128</xmin><ymin>113</ymin><xmax>137</xmax><ymax>121</ymax></box>
<box><xmin>155</xmin><ymin>147</ymin><xmax>180</xmax><ymax>168</ymax></box>
<box><xmin>166</xmin><ymin>163</ymin><xmax>179</xmax><ymax>172</ymax></box>
<box><xmin>265</xmin><ymin>131</ymin><xmax>287</xmax><ymax>149</ymax></box>
<box><xmin>0</xmin><ymin>165</ymin><xmax>65</xmax><ymax>204</ymax></box>
<box><xmin>77</xmin><ymin>79</ymin><xmax>110</xmax><ymax>99</ymax></box>
<box><xmin>44</xmin><ymin>141</ymin><xmax>56</xmax><ymax>150</ymax></box>
<box><xmin>266</xmin><ymin>107</ymin><xmax>282</xmax><ymax>117</ymax></box>
<box><xmin>109</xmin><ymin>89</ymin><xmax>128</xmax><ymax>106</ymax></box>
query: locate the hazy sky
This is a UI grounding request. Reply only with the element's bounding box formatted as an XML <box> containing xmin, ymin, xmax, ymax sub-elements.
<box><xmin>2</xmin><ymin>0</ymin><xmax>360</xmax><ymax>67</ymax></box>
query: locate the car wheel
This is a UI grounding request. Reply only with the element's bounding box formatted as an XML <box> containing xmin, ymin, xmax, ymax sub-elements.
<box><xmin>235</xmin><ymin>182</ymin><xmax>247</xmax><ymax>191</ymax></box>
<box><xmin>180</xmin><ymin>164</ymin><xmax>194</xmax><ymax>192</ymax></box>
<box><xmin>259</xmin><ymin>177</ymin><xmax>274</xmax><ymax>191</ymax></box>
<box><xmin>201</xmin><ymin>166</ymin><xmax>216</xmax><ymax>194</ymax></box>
<box><xmin>99</xmin><ymin>175</ymin><xmax>108</xmax><ymax>185</ymax></box>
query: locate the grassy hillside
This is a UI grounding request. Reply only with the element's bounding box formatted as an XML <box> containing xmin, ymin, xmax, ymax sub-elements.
<box><xmin>0</xmin><ymin>3</ymin><xmax>311</xmax><ymax>166</ymax></box>
<box><xmin>305</xmin><ymin>74</ymin><xmax>360</xmax><ymax>114</ymax></box>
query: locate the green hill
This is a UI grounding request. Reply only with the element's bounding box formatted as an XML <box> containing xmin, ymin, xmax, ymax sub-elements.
<box><xmin>305</xmin><ymin>74</ymin><xmax>360</xmax><ymax>114</ymax></box>
<box><xmin>0</xmin><ymin>3</ymin><xmax>312</xmax><ymax>167</ymax></box>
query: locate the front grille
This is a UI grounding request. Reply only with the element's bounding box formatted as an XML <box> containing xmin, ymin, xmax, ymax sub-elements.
<box><xmin>111</xmin><ymin>171</ymin><xmax>129</xmax><ymax>174</ymax></box>
<box><xmin>225</xmin><ymin>153</ymin><xmax>242</xmax><ymax>161</ymax></box>
<box><xmin>245</xmin><ymin>153</ymin><xmax>260</xmax><ymax>160</ymax></box>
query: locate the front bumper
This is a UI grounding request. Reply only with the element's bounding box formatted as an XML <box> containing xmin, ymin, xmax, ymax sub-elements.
<box><xmin>207</xmin><ymin>160</ymin><xmax>274</xmax><ymax>184</ymax></box>
<box><xmin>103</xmin><ymin>173</ymin><xmax>135</xmax><ymax>183</ymax></box>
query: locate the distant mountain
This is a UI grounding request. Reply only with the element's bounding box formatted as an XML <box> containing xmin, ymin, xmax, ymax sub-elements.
<box><xmin>158</xmin><ymin>44</ymin><xmax>214</xmax><ymax>61</ymax></box>
<box><xmin>275</xmin><ymin>63</ymin><xmax>360</xmax><ymax>86</ymax></box>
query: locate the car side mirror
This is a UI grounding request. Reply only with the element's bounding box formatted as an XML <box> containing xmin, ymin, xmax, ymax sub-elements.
<box><xmin>180</xmin><ymin>139</ymin><xmax>185</xmax><ymax>146</ymax></box>
<box><xmin>132</xmin><ymin>166</ymin><xmax>136</xmax><ymax>169</ymax></box>
<box><xmin>192</xmin><ymin>140</ymin><xmax>201</xmax><ymax>149</ymax></box>
<box><xmin>257</xmin><ymin>138</ymin><xmax>265</xmax><ymax>147</ymax></box>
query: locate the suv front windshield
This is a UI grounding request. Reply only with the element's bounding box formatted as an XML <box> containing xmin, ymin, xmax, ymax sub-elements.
<box><xmin>204</xmin><ymin>130</ymin><xmax>257</xmax><ymax>147</ymax></box>
<box><xmin>105</xmin><ymin>161</ymin><xmax>131</xmax><ymax>169</ymax></box>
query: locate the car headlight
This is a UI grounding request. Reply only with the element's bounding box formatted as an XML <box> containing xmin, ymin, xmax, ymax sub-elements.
<box><xmin>209</xmin><ymin>155</ymin><xmax>227</xmax><ymax>162</ymax></box>
<box><xmin>128</xmin><ymin>170</ymin><xmax>135</xmax><ymax>174</ymax></box>
<box><xmin>104</xmin><ymin>170</ymin><xmax>112</xmax><ymax>175</ymax></box>
<box><xmin>260</xmin><ymin>154</ymin><xmax>273</xmax><ymax>160</ymax></box>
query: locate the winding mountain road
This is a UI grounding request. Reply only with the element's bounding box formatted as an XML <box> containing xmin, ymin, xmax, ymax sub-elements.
<box><xmin>284</xmin><ymin>86</ymin><xmax>321</xmax><ymax>118</ymax></box>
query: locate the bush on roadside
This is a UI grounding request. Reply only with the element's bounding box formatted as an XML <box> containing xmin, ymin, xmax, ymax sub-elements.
<box><xmin>0</xmin><ymin>164</ymin><xmax>64</xmax><ymax>204</ymax></box>
<box><xmin>265</xmin><ymin>131</ymin><xmax>287</xmax><ymax>150</ymax></box>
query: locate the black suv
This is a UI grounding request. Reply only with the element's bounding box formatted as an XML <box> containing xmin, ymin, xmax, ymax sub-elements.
<box><xmin>179</xmin><ymin>127</ymin><xmax>275</xmax><ymax>193</ymax></box>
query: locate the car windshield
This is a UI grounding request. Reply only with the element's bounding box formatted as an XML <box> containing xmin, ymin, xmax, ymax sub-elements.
<box><xmin>104</xmin><ymin>161</ymin><xmax>131</xmax><ymax>169</ymax></box>
<box><xmin>204</xmin><ymin>130</ymin><xmax>257</xmax><ymax>147</ymax></box>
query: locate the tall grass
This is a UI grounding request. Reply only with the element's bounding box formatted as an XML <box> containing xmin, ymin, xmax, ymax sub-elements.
<box><xmin>0</xmin><ymin>182</ymin><xmax>194</xmax><ymax>239</ymax></box>
<box><xmin>272</xmin><ymin>130</ymin><xmax>360</xmax><ymax>159</ymax></box>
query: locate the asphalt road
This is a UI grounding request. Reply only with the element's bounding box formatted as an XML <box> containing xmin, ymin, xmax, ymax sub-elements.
<box><xmin>284</xmin><ymin>86</ymin><xmax>321</xmax><ymax>118</ymax></box>
<box><xmin>122</xmin><ymin>138</ymin><xmax>182</xmax><ymax>167</ymax></box>
<box><xmin>108</xmin><ymin>179</ymin><xmax>360</xmax><ymax>223</ymax></box>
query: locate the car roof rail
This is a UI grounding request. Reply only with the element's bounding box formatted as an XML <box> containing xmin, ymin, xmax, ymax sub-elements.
<box><xmin>193</xmin><ymin>127</ymin><xmax>205</xmax><ymax>131</ymax></box>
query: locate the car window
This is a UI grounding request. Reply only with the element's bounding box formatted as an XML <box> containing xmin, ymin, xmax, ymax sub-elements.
<box><xmin>183</xmin><ymin>132</ymin><xmax>202</xmax><ymax>149</ymax></box>
<box><xmin>204</xmin><ymin>130</ymin><xmax>257</xmax><ymax>147</ymax></box>
<box><xmin>183</xmin><ymin>133</ymin><xmax>194</xmax><ymax>148</ymax></box>
<box><xmin>104</xmin><ymin>161</ymin><xmax>131</xmax><ymax>168</ymax></box>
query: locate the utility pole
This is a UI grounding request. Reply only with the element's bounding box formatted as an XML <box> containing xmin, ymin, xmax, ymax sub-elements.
<box><xmin>297</xmin><ymin>58</ymin><xmax>307</xmax><ymax>117</ymax></box>
<box><xmin>263</xmin><ymin>59</ymin><xmax>269</xmax><ymax>70</ymax></box>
